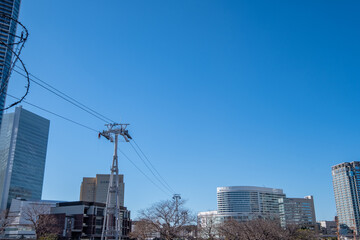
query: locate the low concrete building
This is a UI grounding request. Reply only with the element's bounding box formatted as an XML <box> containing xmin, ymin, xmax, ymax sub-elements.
<box><xmin>5</xmin><ymin>198</ymin><xmax>59</xmax><ymax>239</ymax></box>
<box><xmin>50</xmin><ymin>201</ymin><xmax>131</xmax><ymax>240</ymax></box>
<box><xmin>318</xmin><ymin>220</ymin><xmax>337</xmax><ymax>237</ymax></box>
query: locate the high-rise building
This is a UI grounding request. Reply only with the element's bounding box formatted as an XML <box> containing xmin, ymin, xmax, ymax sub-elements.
<box><xmin>279</xmin><ymin>195</ymin><xmax>316</xmax><ymax>228</ymax></box>
<box><xmin>332</xmin><ymin>161</ymin><xmax>360</xmax><ymax>234</ymax></box>
<box><xmin>217</xmin><ymin>186</ymin><xmax>285</xmax><ymax>220</ymax></box>
<box><xmin>80</xmin><ymin>174</ymin><xmax>125</xmax><ymax>206</ymax></box>
<box><xmin>0</xmin><ymin>106</ymin><xmax>50</xmax><ymax>210</ymax></box>
<box><xmin>0</xmin><ymin>0</ymin><xmax>22</xmax><ymax>125</ymax></box>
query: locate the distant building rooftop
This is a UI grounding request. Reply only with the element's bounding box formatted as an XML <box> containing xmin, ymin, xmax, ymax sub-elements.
<box><xmin>217</xmin><ymin>186</ymin><xmax>283</xmax><ymax>194</ymax></box>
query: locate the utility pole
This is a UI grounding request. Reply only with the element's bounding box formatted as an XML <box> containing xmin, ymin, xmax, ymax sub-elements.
<box><xmin>173</xmin><ymin>194</ymin><xmax>182</xmax><ymax>237</ymax></box>
<box><xmin>99</xmin><ymin>123</ymin><xmax>132</xmax><ymax>240</ymax></box>
<box><xmin>173</xmin><ymin>194</ymin><xmax>181</xmax><ymax>224</ymax></box>
<box><xmin>173</xmin><ymin>194</ymin><xmax>181</xmax><ymax>213</ymax></box>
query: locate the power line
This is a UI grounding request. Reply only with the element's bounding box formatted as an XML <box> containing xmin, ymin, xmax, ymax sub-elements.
<box><xmin>14</xmin><ymin>65</ymin><xmax>116</xmax><ymax>123</ymax></box>
<box><xmin>132</xmin><ymin>139</ymin><xmax>176</xmax><ymax>193</ymax></box>
<box><xmin>7</xmin><ymin>93</ymin><xmax>171</xmax><ymax>196</ymax></box>
<box><xmin>118</xmin><ymin>148</ymin><xmax>171</xmax><ymax>197</ymax></box>
<box><xmin>129</xmin><ymin>141</ymin><xmax>174</xmax><ymax>194</ymax></box>
<box><xmin>10</xmin><ymin>67</ymin><xmax>174</xmax><ymax>196</ymax></box>
<box><xmin>12</xmin><ymin>67</ymin><xmax>112</xmax><ymax>124</ymax></box>
<box><xmin>6</xmin><ymin>93</ymin><xmax>98</xmax><ymax>133</ymax></box>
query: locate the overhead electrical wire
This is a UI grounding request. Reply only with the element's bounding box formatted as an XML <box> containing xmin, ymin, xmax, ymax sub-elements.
<box><xmin>6</xmin><ymin>93</ymin><xmax>173</xmax><ymax>196</ymax></box>
<box><xmin>129</xmin><ymin>141</ymin><xmax>174</xmax><ymax>194</ymax></box>
<box><xmin>10</xmin><ymin>66</ymin><xmax>176</xmax><ymax>195</ymax></box>
<box><xmin>7</xmin><ymin>93</ymin><xmax>99</xmax><ymax>133</ymax></box>
<box><xmin>14</xmin><ymin>65</ymin><xmax>116</xmax><ymax>123</ymax></box>
<box><xmin>132</xmin><ymin>139</ymin><xmax>176</xmax><ymax>193</ymax></box>
<box><xmin>118</xmin><ymin>149</ymin><xmax>171</xmax><ymax>197</ymax></box>
<box><xmin>12</xmin><ymin>67</ymin><xmax>112</xmax><ymax>124</ymax></box>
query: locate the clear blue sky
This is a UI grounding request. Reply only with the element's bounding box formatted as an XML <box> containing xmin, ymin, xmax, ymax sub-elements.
<box><xmin>6</xmin><ymin>0</ymin><xmax>360</xmax><ymax>220</ymax></box>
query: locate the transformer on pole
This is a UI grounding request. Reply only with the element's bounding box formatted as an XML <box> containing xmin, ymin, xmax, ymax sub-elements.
<box><xmin>99</xmin><ymin>123</ymin><xmax>132</xmax><ymax>240</ymax></box>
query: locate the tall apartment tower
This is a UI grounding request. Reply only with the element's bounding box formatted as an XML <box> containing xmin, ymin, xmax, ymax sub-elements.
<box><xmin>332</xmin><ymin>161</ymin><xmax>360</xmax><ymax>234</ymax></box>
<box><xmin>0</xmin><ymin>106</ymin><xmax>50</xmax><ymax>210</ymax></box>
<box><xmin>0</xmin><ymin>0</ymin><xmax>22</xmax><ymax>125</ymax></box>
<box><xmin>80</xmin><ymin>174</ymin><xmax>125</xmax><ymax>206</ymax></box>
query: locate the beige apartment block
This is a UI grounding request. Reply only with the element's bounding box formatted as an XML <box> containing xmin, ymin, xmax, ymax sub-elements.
<box><xmin>80</xmin><ymin>174</ymin><xmax>124</xmax><ymax>206</ymax></box>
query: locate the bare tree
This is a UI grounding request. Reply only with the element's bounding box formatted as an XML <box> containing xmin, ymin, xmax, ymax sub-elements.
<box><xmin>129</xmin><ymin>220</ymin><xmax>155</xmax><ymax>240</ymax></box>
<box><xmin>23</xmin><ymin>203</ymin><xmax>60</xmax><ymax>240</ymax></box>
<box><xmin>131</xmin><ymin>199</ymin><xmax>196</xmax><ymax>240</ymax></box>
<box><xmin>198</xmin><ymin>214</ymin><xmax>218</xmax><ymax>240</ymax></box>
<box><xmin>217</xmin><ymin>218</ymin><xmax>317</xmax><ymax>240</ymax></box>
<box><xmin>283</xmin><ymin>224</ymin><xmax>317</xmax><ymax>240</ymax></box>
<box><xmin>217</xmin><ymin>219</ymin><xmax>243</xmax><ymax>240</ymax></box>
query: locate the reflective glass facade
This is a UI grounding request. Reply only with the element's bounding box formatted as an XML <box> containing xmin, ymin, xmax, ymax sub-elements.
<box><xmin>279</xmin><ymin>196</ymin><xmax>316</xmax><ymax>228</ymax></box>
<box><xmin>198</xmin><ymin>186</ymin><xmax>316</xmax><ymax>231</ymax></box>
<box><xmin>332</xmin><ymin>161</ymin><xmax>360</xmax><ymax>234</ymax></box>
<box><xmin>217</xmin><ymin>186</ymin><xmax>285</xmax><ymax>220</ymax></box>
<box><xmin>0</xmin><ymin>106</ymin><xmax>49</xmax><ymax>209</ymax></box>
<box><xmin>0</xmin><ymin>0</ymin><xmax>22</xmax><ymax>125</ymax></box>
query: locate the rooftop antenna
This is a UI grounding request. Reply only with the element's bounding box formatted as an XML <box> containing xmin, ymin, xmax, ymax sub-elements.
<box><xmin>99</xmin><ymin>123</ymin><xmax>132</xmax><ymax>240</ymax></box>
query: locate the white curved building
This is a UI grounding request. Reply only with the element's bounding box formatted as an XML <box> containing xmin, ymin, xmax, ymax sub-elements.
<box><xmin>198</xmin><ymin>186</ymin><xmax>316</xmax><ymax>234</ymax></box>
<box><xmin>216</xmin><ymin>186</ymin><xmax>285</xmax><ymax>220</ymax></box>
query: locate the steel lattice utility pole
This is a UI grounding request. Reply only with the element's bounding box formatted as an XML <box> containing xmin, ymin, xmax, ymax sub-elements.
<box><xmin>173</xmin><ymin>194</ymin><xmax>181</xmax><ymax>212</ymax></box>
<box><xmin>99</xmin><ymin>123</ymin><xmax>132</xmax><ymax>240</ymax></box>
<box><xmin>173</xmin><ymin>194</ymin><xmax>181</xmax><ymax>222</ymax></box>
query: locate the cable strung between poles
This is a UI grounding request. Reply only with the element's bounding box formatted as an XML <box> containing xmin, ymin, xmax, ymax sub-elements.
<box><xmin>7</xmin><ymin>93</ymin><xmax>172</xmax><ymax>197</ymax></box>
<box><xmin>118</xmin><ymin>149</ymin><xmax>172</xmax><ymax>197</ymax></box>
<box><xmin>6</xmin><ymin>93</ymin><xmax>98</xmax><ymax>133</ymax></box>
<box><xmin>14</xmin><ymin>64</ymin><xmax>116</xmax><ymax>123</ymax></box>
<box><xmin>129</xmin><ymin>141</ymin><xmax>174</xmax><ymax>195</ymax></box>
<box><xmin>12</xmin><ymin>68</ymin><xmax>111</xmax><ymax>123</ymax></box>
<box><xmin>132</xmin><ymin>139</ymin><xmax>176</xmax><ymax>193</ymax></box>
<box><xmin>11</xmin><ymin>64</ymin><xmax>176</xmax><ymax>197</ymax></box>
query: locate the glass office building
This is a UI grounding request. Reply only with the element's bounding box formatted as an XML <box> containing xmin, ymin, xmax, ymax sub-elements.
<box><xmin>332</xmin><ymin>161</ymin><xmax>360</xmax><ymax>234</ymax></box>
<box><xmin>278</xmin><ymin>196</ymin><xmax>316</xmax><ymax>228</ymax></box>
<box><xmin>198</xmin><ymin>186</ymin><xmax>316</xmax><ymax>231</ymax></box>
<box><xmin>0</xmin><ymin>0</ymin><xmax>22</xmax><ymax>125</ymax></box>
<box><xmin>0</xmin><ymin>106</ymin><xmax>50</xmax><ymax>210</ymax></box>
<box><xmin>217</xmin><ymin>186</ymin><xmax>285</xmax><ymax>220</ymax></box>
